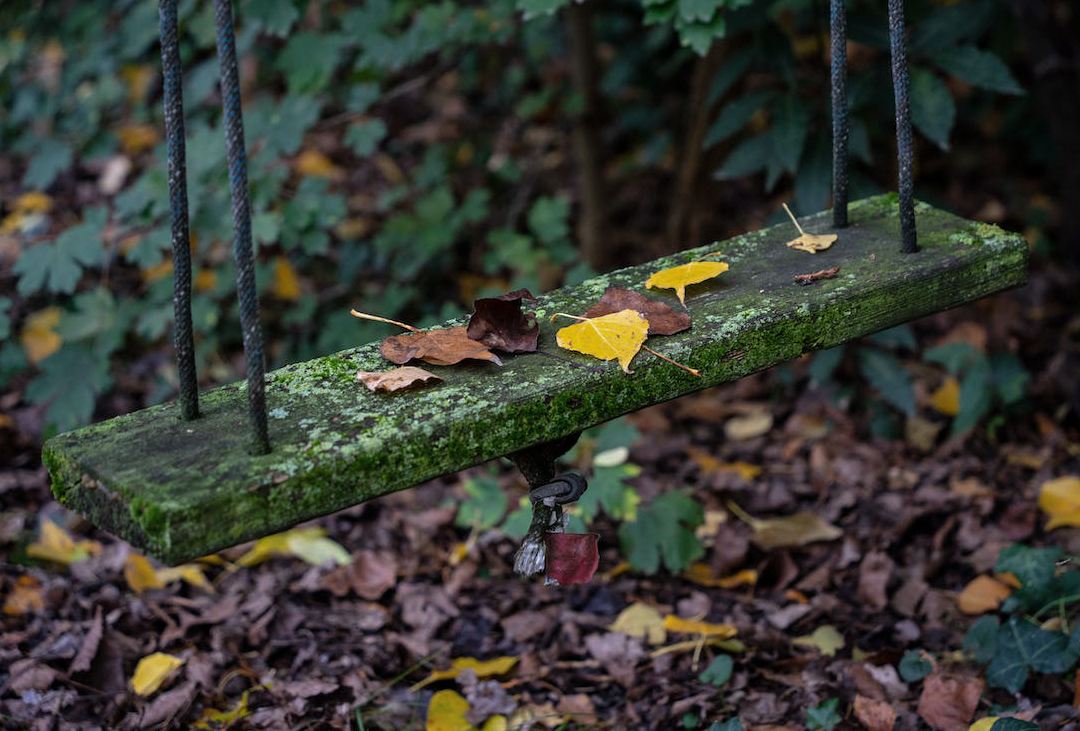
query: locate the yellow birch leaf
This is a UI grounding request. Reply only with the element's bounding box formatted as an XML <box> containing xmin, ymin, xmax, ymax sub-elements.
<box><xmin>792</xmin><ymin>625</ymin><xmax>845</xmax><ymax>656</ymax></box>
<box><xmin>662</xmin><ymin>615</ymin><xmax>738</xmax><ymax>639</ymax></box>
<box><xmin>193</xmin><ymin>689</ymin><xmax>253</xmax><ymax>729</ymax></box>
<box><xmin>131</xmin><ymin>652</ymin><xmax>185</xmax><ymax>696</ymax></box>
<box><xmin>20</xmin><ymin>307</ymin><xmax>62</xmax><ymax>364</ymax></box>
<box><xmin>930</xmin><ymin>376</ymin><xmax>961</xmax><ymax>416</ymax></box>
<box><xmin>1039</xmin><ymin>476</ymin><xmax>1080</xmax><ymax>529</ymax></box>
<box><xmin>645</xmin><ymin>261</ymin><xmax>729</xmax><ymax>305</ymax></box>
<box><xmin>609</xmin><ymin>602</ymin><xmax>666</xmax><ymax>644</ymax></box>
<box><xmin>957</xmin><ymin>575</ymin><xmax>1012</xmax><ymax>614</ymax></box>
<box><xmin>426</xmin><ymin>689</ymin><xmax>472</xmax><ymax>731</ymax></box>
<box><xmin>271</xmin><ymin>256</ymin><xmax>302</xmax><ymax>300</ymax></box>
<box><xmin>411</xmin><ymin>656</ymin><xmax>518</xmax><ymax>692</ymax></box>
<box><xmin>26</xmin><ymin>520</ymin><xmax>101</xmax><ymax>566</ymax></box>
<box><xmin>125</xmin><ymin>554</ymin><xmax>164</xmax><ymax>594</ymax></box>
<box><xmin>555</xmin><ymin>310</ymin><xmax>649</xmax><ymax>374</ymax></box>
<box><xmin>783</xmin><ymin>203</ymin><xmax>837</xmax><ymax>253</ymax></box>
<box><xmin>294</xmin><ymin>149</ymin><xmax>345</xmax><ymax>181</ymax></box>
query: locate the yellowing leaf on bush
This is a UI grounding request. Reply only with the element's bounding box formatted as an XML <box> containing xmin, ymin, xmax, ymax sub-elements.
<box><xmin>20</xmin><ymin>307</ymin><xmax>62</xmax><ymax>364</ymax></box>
<box><xmin>117</xmin><ymin>124</ymin><xmax>159</xmax><ymax>155</ymax></box>
<box><xmin>783</xmin><ymin>203</ymin><xmax>837</xmax><ymax>253</ymax></box>
<box><xmin>930</xmin><ymin>376</ymin><xmax>961</xmax><ymax>416</ymax></box>
<box><xmin>610</xmin><ymin>602</ymin><xmax>666</xmax><ymax>644</ymax></box>
<box><xmin>645</xmin><ymin>260</ymin><xmax>729</xmax><ymax>305</ymax></box>
<box><xmin>3</xmin><ymin>575</ymin><xmax>45</xmax><ymax>616</ymax></box>
<box><xmin>26</xmin><ymin>520</ymin><xmax>101</xmax><ymax>566</ymax></box>
<box><xmin>131</xmin><ymin>652</ymin><xmax>185</xmax><ymax>696</ymax></box>
<box><xmin>271</xmin><ymin>256</ymin><xmax>301</xmax><ymax>300</ymax></box>
<box><xmin>411</xmin><ymin>656</ymin><xmax>518</xmax><ymax>691</ymax></box>
<box><xmin>1039</xmin><ymin>476</ymin><xmax>1080</xmax><ymax>529</ymax></box>
<box><xmin>426</xmin><ymin>689</ymin><xmax>472</xmax><ymax>731</ymax></box>
<box><xmin>294</xmin><ymin>149</ymin><xmax>345</xmax><ymax>181</ymax></box>
<box><xmin>683</xmin><ymin>563</ymin><xmax>758</xmax><ymax>589</ymax></box>
<box><xmin>236</xmin><ymin>527</ymin><xmax>351</xmax><ymax>567</ymax></box>
<box><xmin>957</xmin><ymin>575</ymin><xmax>1012</xmax><ymax>614</ymax></box>
<box><xmin>193</xmin><ymin>689</ymin><xmax>254</xmax><ymax>729</ymax></box>
<box><xmin>555</xmin><ymin>310</ymin><xmax>649</xmax><ymax>374</ymax></box>
<box><xmin>793</xmin><ymin>625</ymin><xmax>845</xmax><ymax>656</ymax></box>
<box><xmin>662</xmin><ymin>615</ymin><xmax>738</xmax><ymax>639</ymax></box>
<box><xmin>727</xmin><ymin>501</ymin><xmax>842</xmax><ymax>549</ymax></box>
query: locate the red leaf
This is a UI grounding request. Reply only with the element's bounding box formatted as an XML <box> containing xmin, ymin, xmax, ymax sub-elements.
<box><xmin>544</xmin><ymin>533</ymin><xmax>600</xmax><ymax>585</ymax></box>
<box><xmin>583</xmin><ymin>288</ymin><xmax>691</xmax><ymax>336</ymax></box>
<box><xmin>466</xmin><ymin>289</ymin><xmax>539</xmax><ymax>353</ymax></box>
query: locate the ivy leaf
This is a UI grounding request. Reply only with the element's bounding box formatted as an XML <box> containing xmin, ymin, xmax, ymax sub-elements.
<box><xmin>699</xmin><ymin>654</ymin><xmax>733</xmax><ymax>686</ymax></box>
<box><xmin>964</xmin><ymin>615</ymin><xmax>999</xmax><ymax>663</ymax></box>
<box><xmin>930</xmin><ymin>46</ymin><xmax>1023</xmax><ymax>95</ymax></box>
<box><xmin>910</xmin><ymin>67</ymin><xmax>956</xmax><ymax>151</ymax></box>
<box><xmin>576</xmin><ymin>463</ymin><xmax>642</xmax><ymax>523</ymax></box>
<box><xmin>995</xmin><ymin>543</ymin><xmax>1059</xmax><ymax>612</ymax></box>
<box><xmin>986</xmin><ymin>617</ymin><xmax>1080</xmax><ymax>692</ymax></box>
<box><xmin>618</xmin><ymin>489</ymin><xmax>704</xmax><ymax>573</ymax></box>
<box><xmin>899</xmin><ymin>649</ymin><xmax>934</xmax><ymax>682</ymax></box>
<box><xmin>14</xmin><ymin>207</ymin><xmax>108</xmax><ymax>295</ymax></box>
<box><xmin>806</xmin><ymin>698</ymin><xmax>842</xmax><ymax>731</ymax></box>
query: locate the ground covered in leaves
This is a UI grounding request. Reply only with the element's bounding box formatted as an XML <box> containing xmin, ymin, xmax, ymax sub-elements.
<box><xmin>2</xmin><ymin>266</ymin><xmax>1080</xmax><ymax>730</ymax></box>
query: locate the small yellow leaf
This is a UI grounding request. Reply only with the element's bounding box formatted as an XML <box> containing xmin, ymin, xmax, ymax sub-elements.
<box><xmin>969</xmin><ymin>717</ymin><xmax>999</xmax><ymax>731</ymax></box>
<box><xmin>236</xmin><ymin>527</ymin><xmax>351</xmax><ymax>567</ymax></box>
<box><xmin>792</xmin><ymin>625</ymin><xmax>845</xmax><ymax>657</ymax></box>
<box><xmin>1</xmin><ymin>192</ymin><xmax>53</xmax><ymax>233</ymax></box>
<box><xmin>930</xmin><ymin>376</ymin><xmax>961</xmax><ymax>416</ymax></box>
<box><xmin>193</xmin><ymin>689</ymin><xmax>253</xmax><ymax>729</ymax></box>
<box><xmin>13</xmin><ymin>191</ymin><xmax>54</xmax><ymax>214</ymax></box>
<box><xmin>26</xmin><ymin>520</ymin><xmax>101</xmax><ymax>566</ymax></box>
<box><xmin>783</xmin><ymin>203</ymin><xmax>837</xmax><ymax>253</ymax></box>
<box><xmin>1039</xmin><ymin>476</ymin><xmax>1080</xmax><ymax>529</ymax></box>
<box><xmin>3</xmin><ymin>575</ymin><xmax>45</xmax><ymax>616</ymax></box>
<box><xmin>294</xmin><ymin>149</ymin><xmax>345</xmax><ymax>181</ymax></box>
<box><xmin>609</xmin><ymin>602</ymin><xmax>666</xmax><ymax>644</ymax></box>
<box><xmin>193</xmin><ymin>268</ymin><xmax>218</xmax><ymax>293</ymax></box>
<box><xmin>426</xmin><ymin>689</ymin><xmax>472</xmax><ymax>731</ymax></box>
<box><xmin>662</xmin><ymin>615</ymin><xmax>738</xmax><ymax>639</ymax></box>
<box><xmin>117</xmin><ymin>124</ymin><xmax>159</xmax><ymax>155</ymax></box>
<box><xmin>131</xmin><ymin>652</ymin><xmax>185</xmax><ymax>696</ymax></box>
<box><xmin>957</xmin><ymin>575</ymin><xmax>1012</xmax><ymax>615</ymax></box>
<box><xmin>645</xmin><ymin>261</ymin><xmax>729</xmax><ymax>305</ymax></box>
<box><xmin>125</xmin><ymin>554</ymin><xmax>164</xmax><ymax>594</ymax></box>
<box><xmin>683</xmin><ymin>563</ymin><xmax>757</xmax><ymax>589</ymax></box>
<box><xmin>555</xmin><ymin>310</ymin><xmax>649</xmax><ymax>374</ymax></box>
<box><xmin>411</xmin><ymin>656</ymin><xmax>519</xmax><ymax>691</ymax></box>
<box><xmin>271</xmin><ymin>256</ymin><xmax>301</xmax><ymax>300</ymax></box>
<box><xmin>480</xmin><ymin>716</ymin><xmax>508</xmax><ymax>731</ymax></box>
<box><xmin>155</xmin><ymin>564</ymin><xmax>214</xmax><ymax>593</ymax></box>
<box><xmin>20</xmin><ymin>307</ymin><xmax>62</xmax><ymax>364</ymax></box>
<box><xmin>723</xmin><ymin>411</ymin><xmax>774</xmax><ymax>441</ymax></box>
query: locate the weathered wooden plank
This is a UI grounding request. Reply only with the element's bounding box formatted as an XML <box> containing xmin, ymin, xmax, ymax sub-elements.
<box><xmin>44</xmin><ymin>196</ymin><xmax>1027</xmax><ymax>564</ymax></box>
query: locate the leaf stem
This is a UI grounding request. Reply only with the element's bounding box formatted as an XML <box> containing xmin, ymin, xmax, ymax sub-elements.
<box><xmin>349</xmin><ymin>310</ymin><xmax>420</xmax><ymax>332</ymax></box>
<box><xmin>642</xmin><ymin>345</ymin><xmax>700</xmax><ymax>376</ymax></box>
<box><xmin>782</xmin><ymin>202</ymin><xmax>808</xmax><ymax>236</ymax></box>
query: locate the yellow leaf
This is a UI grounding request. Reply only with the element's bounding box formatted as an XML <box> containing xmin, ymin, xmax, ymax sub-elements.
<box><xmin>131</xmin><ymin>652</ymin><xmax>185</xmax><ymax>696</ymax></box>
<box><xmin>3</xmin><ymin>575</ymin><xmax>45</xmax><ymax>616</ymax></box>
<box><xmin>236</xmin><ymin>527</ymin><xmax>351</xmax><ymax>567</ymax></box>
<box><xmin>645</xmin><ymin>261</ymin><xmax>729</xmax><ymax>305</ymax></box>
<box><xmin>969</xmin><ymin>718</ymin><xmax>999</xmax><ymax>731</ymax></box>
<box><xmin>156</xmin><ymin>564</ymin><xmax>214</xmax><ymax>593</ymax></box>
<box><xmin>20</xmin><ymin>307</ymin><xmax>62</xmax><ymax>364</ymax></box>
<box><xmin>727</xmin><ymin>501</ymin><xmax>842</xmax><ymax>550</ymax></box>
<box><xmin>609</xmin><ymin>602</ymin><xmax>666</xmax><ymax>644</ymax></box>
<box><xmin>412</xmin><ymin>656</ymin><xmax>519</xmax><ymax>691</ymax></box>
<box><xmin>271</xmin><ymin>256</ymin><xmax>302</xmax><ymax>300</ymax></box>
<box><xmin>294</xmin><ymin>149</ymin><xmax>345</xmax><ymax>181</ymax></box>
<box><xmin>792</xmin><ymin>625</ymin><xmax>845</xmax><ymax>657</ymax></box>
<box><xmin>26</xmin><ymin>520</ymin><xmax>101</xmax><ymax>566</ymax></box>
<box><xmin>12</xmin><ymin>191</ymin><xmax>54</xmax><ymax>214</ymax></box>
<box><xmin>662</xmin><ymin>615</ymin><xmax>738</xmax><ymax>639</ymax></box>
<box><xmin>1</xmin><ymin>192</ymin><xmax>53</xmax><ymax>233</ymax></box>
<box><xmin>142</xmin><ymin>259</ymin><xmax>173</xmax><ymax>283</ymax></box>
<box><xmin>117</xmin><ymin>124</ymin><xmax>159</xmax><ymax>155</ymax></box>
<box><xmin>480</xmin><ymin>716</ymin><xmax>508</xmax><ymax>731</ymax></box>
<box><xmin>783</xmin><ymin>203</ymin><xmax>837</xmax><ymax>253</ymax></box>
<box><xmin>930</xmin><ymin>376</ymin><xmax>961</xmax><ymax>416</ymax></box>
<box><xmin>683</xmin><ymin>563</ymin><xmax>757</xmax><ymax>589</ymax></box>
<box><xmin>194</xmin><ymin>268</ymin><xmax>217</xmax><ymax>293</ymax></box>
<box><xmin>1039</xmin><ymin>476</ymin><xmax>1080</xmax><ymax>529</ymax></box>
<box><xmin>125</xmin><ymin>554</ymin><xmax>164</xmax><ymax>594</ymax></box>
<box><xmin>555</xmin><ymin>310</ymin><xmax>649</xmax><ymax>374</ymax></box>
<box><xmin>426</xmin><ymin>689</ymin><xmax>472</xmax><ymax>731</ymax></box>
<box><xmin>957</xmin><ymin>575</ymin><xmax>1012</xmax><ymax>615</ymax></box>
<box><xmin>193</xmin><ymin>689</ymin><xmax>253</xmax><ymax>729</ymax></box>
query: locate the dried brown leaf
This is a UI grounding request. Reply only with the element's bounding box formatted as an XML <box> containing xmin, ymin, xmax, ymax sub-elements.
<box><xmin>356</xmin><ymin>366</ymin><xmax>442</xmax><ymax>392</ymax></box>
<box><xmin>854</xmin><ymin>694</ymin><xmax>899</xmax><ymax>731</ymax></box>
<box><xmin>917</xmin><ymin>673</ymin><xmax>984</xmax><ymax>731</ymax></box>
<box><xmin>321</xmin><ymin>550</ymin><xmax>398</xmax><ymax>600</ymax></box>
<box><xmin>466</xmin><ymin>288</ymin><xmax>539</xmax><ymax>353</ymax></box>
<box><xmin>583</xmin><ymin>288</ymin><xmax>691</xmax><ymax>335</ymax></box>
<box><xmin>381</xmin><ymin>326</ymin><xmax>503</xmax><ymax>366</ymax></box>
<box><xmin>793</xmin><ymin>267</ymin><xmax>840</xmax><ymax>285</ymax></box>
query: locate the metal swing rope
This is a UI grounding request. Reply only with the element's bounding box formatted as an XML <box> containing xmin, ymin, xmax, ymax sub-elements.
<box><xmin>157</xmin><ymin>0</ymin><xmax>270</xmax><ymax>453</ymax></box>
<box><xmin>830</xmin><ymin>0</ymin><xmax>918</xmax><ymax>252</ymax></box>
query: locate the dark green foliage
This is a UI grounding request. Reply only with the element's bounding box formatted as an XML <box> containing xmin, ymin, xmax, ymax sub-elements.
<box><xmin>699</xmin><ymin>654</ymin><xmax>734</xmax><ymax>686</ymax></box>
<box><xmin>455</xmin><ymin>475</ymin><xmax>508</xmax><ymax>531</ymax></box>
<box><xmin>805</xmin><ymin>698</ymin><xmax>841</xmax><ymax>731</ymax></box>
<box><xmin>619</xmin><ymin>489</ymin><xmax>704</xmax><ymax>573</ymax></box>
<box><xmin>924</xmin><ymin>343</ymin><xmax>1030</xmax><ymax>436</ymax></box>
<box><xmin>898</xmin><ymin>649</ymin><xmax>933</xmax><ymax>682</ymax></box>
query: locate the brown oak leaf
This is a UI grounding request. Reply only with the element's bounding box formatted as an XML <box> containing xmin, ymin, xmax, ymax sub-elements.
<box><xmin>381</xmin><ymin>326</ymin><xmax>503</xmax><ymax>366</ymax></box>
<box><xmin>466</xmin><ymin>289</ymin><xmax>539</xmax><ymax>353</ymax></box>
<box><xmin>583</xmin><ymin>288</ymin><xmax>691</xmax><ymax>336</ymax></box>
<box><xmin>356</xmin><ymin>366</ymin><xmax>442</xmax><ymax>392</ymax></box>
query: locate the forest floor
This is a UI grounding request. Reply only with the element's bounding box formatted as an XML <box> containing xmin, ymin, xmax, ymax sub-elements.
<box><xmin>2</xmin><ymin>260</ymin><xmax>1080</xmax><ymax>730</ymax></box>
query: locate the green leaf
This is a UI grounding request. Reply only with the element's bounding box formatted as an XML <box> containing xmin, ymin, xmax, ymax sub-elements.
<box><xmin>123</xmin><ymin>226</ymin><xmax>170</xmax><ymax>269</ymax></box>
<box><xmin>242</xmin><ymin>0</ymin><xmax>299</xmax><ymax>37</ymax></box>
<box><xmin>963</xmin><ymin>615</ymin><xmax>999</xmax><ymax>663</ymax></box>
<box><xmin>923</xmin><ymin>343</ymin><xmax>978</xmax><ymax>374</ymax></box>
<box><xmin>990</xmin><ymin>720</ymin><xmax>1040</xmax><ymax>731</ymax></box>
<box><xmin>707</xmin><ymin>720</ymin><xmax>743</xmax><ymax>731</ymax></box>
<box><xmin>808</xmin><ymin>346</ymin><xmax>844</xmax><ymax>387</ymax></box>
<box><xmin>996</xmin><ymin>544</ymin><xmax>1061</xmax><ymax>613</ymax></box>
<box><xmin>806</xmin><ymin>698</ymin><xmax>841</xmax><ymax>731</ymax></box>
<box><xmin>455</xmin><ymin>476</ymin><xmax>507</xmax><ymax>531</ymax></box>
<box><xmin>705</xmin><ymin>91</ymin><xmax>774</xmax><ymax>148</ymax></box>
<box><xmin>618</xmin><ymin>489</ymin><xmax>703</xmax><ymax>574</ymax></box>
<box><xmin>910</xmin><ymin>67</ymin><xmax>955</xmax><ymax>151</ymax></box>
<box><xmin>527</xmin><ymin>196</ymin><xmax>570</xmax><ymax>247</ymax></box>
<box><xmin>771</xmin><ymin>94</ymin><xmax>811</xmax><ymax>174</ymax></box>
<box><xmin>953</xmin><ymin>357</ymin><xmax>992</xmax><ymax>435</ymax></box>
<box><xmin>699</xmin><ymin>654</ymin><xmax>733</xmax><ymax>686</ymax></box>
<box><xmin>986</xmin><ymin>617</ymin><xmax>1080</xmax><ymax>692</ymax></box>
<box><xmin>577</xmin><ymin>464</ymin><xmax>641</xmax><ymax>523</ymax></box>
<box><xmin>23</xmin><ymin>138</ymin><xmax>73</xmax><ymax>190</ymax></box>
<box><xmin>0</xmin><ymin>297</ymin><xmax>11</xmax><ymax>341</ymax></box>
<box><xmin>930</xmin><ymin>46</ymin><xmax>1023</xmax><ymax>95</ymax></box>
<box><xmin>499</xmin><ymin>496</ymin><xmax>533</xmax><ymax>540</ymax></box>
<box><xmin>705</xmin><ymin>48</ymin><xmax>753</xmax><ymax>107</ymax></box>
<box><xmin>675</xmin><ymin>13</ymin><xmax>726</xmax><ymax>56</ymax></box>
<box><xmin>246</xmin><ymin>95</ymin><xmax>323</xmax><ymax>157</ymax></box>
<box><xmin>867</xmin><ymin>325</ymin><xmax>916</xmax><ymax>350</ymax></box>
<box><xmin>910</xmin><ymin>1</ymin><xmax>994</xmax><ymax>54</ymax></box>
<box><xmin>345</xmin><ymin>119</ymin><xmax>388</xmax><ymax>158</ymax></box>
<box><xmin>14</xmin><ymin>207</ymin><xmax>108</xmax><ymax>295</ymax></box>
<box><xmin>516</xmin><ymin>0</ymin><xmax>572</xmax><ymax>20</ymax></box>
<box><xmin>989</xmin><ymin>353</ymin><xmax>1029</xmax><ymax>406</ymax></box>
<box><xmin>678</xmin><ymin>0</ymin><xmax>720</xmax><ymax>23</ymax></box>
<box><xmin>276</xmin><ymin>33</ymin><xmax>349</xmax><ymax>94</ymax></box>
<box><xmin>59</xmin><ymin>288</ymin><xmax>131</xmax><ymax>358</ymax></box>
<box><xmin>26</xmin><ymin>344</ymin><xmax>111</xmax><ymax>432</ymax></box>
<box><xmin>714</xmin><ymin>133</ymin><xmax>770</xmax><ymax>180</ymax></box>
<box><xmin>858</xmin><ymin>348</ymin><xmax>915</xmax><ymax>416</ymax></box>
<box><xmin>897</xmin><ymin>649</ymin><xmax>932</xmax><ymax>682</ymax></box>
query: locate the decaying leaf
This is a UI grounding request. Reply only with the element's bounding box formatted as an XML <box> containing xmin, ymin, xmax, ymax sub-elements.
<box><xmin>793</xmin><ymin>625</ymin><xmax>845</xmax><ymax>657</ymax></box>
<box><xmin>662</xmin><ymin>615</ymin><xmax>738</xmax><ymax>639</ymax></box>
<box><xmin>723</xmin><ymin>411</ymin><xmax>774</xmax><ymax>441</ymax></box>
<box><xmin>682</xmin><ymin>564</ymin><xmax>758</xmax><ymax>589</ymax></box>
<box><xmin>544</xmin><ymin>532</ymin><xmax>600</xmax><ymax>585</ymax></box>
<box><xmin>426</xmin><ymin>689</ymin><xmax>472</xmax><ymax>731</ymax></box>
<box><xmin>237</xmin><ymin>527</ymin><xmax>352</xmax><ymax>567</ymax></box>
<box><xmin>645</xmin><ymin>260</ymin><xmax>729</xmax><ymax>305</ymax></box>
<box><xmin>584</xmin><ymin>288</ymin><xmax>691</xmax><ymax>335</ymax></box>
<box><xmin>3</xmin><ymin>575</ymin><xmax>45</xmax><ymax>616</ymax></box>
<box><xmin>956</xmin><ymin>575</ymin><xmax>1012</xmax><ymax>614</ymax></box>
<box><xmin>727</xmin><ymin>500</ymin><xmax>843</xmax><ymax>549</ymax></box>
<box><xmin>1038</xmin><ymin>476</ymin><xmax>1080</xmax><ymax>529</ymax></box>
<box><xmin>26</xmin><ymin>520</ymin><xmax>102</xmax><ymax>566</ymax></box>
<box><xmin>916</xmin><ymin>672</ymin><xmax>983</xmax><ymax>731</ymax></box>
<box><xmin>356</xmin><ymin>366</ymin><xmax>443</xmax><ymax>392</ymax></box>
<box><xmin>555</xmin><ymin>310</ymin><xmax>649</xmax><ymax>374</ymax></box>
<box><xmin>610</xmin><ymin>602</ymin><xmax>666</xmax><ymax>644</ymax></box>
<box><xmin>382</xmin><ymin>325</ymin><xmax>503</xmax><ymax>367</ymax></box>
<box><xmin>466</xmin><ymin>288</ymin><xmax>539</xmax><ymax>353</ymax></box>
<box><xmin>854</xmin><ymin>694</ymin><xmax>898</xmax><ymax>731</ymax></box>
<box><xmin>131</xmin><ymin>652</ymin><xmax>185</xmax><ymax>697</ymax></box>
<box><xmin>193</xmin><ymin>689</ymin><xmax>255</xmax><ymax>729</ymax></box>
<box><xmin>930</xmin><ymin>376</ymin><xmax>961</xmax><ymax>416</ymax></box>
<box><xmin>411</xmin><ymin>656</ymin><xmax>518</xmax><ymax>691</ymax></box>
<box><xmin>125</xmin><ymin>553</ymin><xmax>165</xmax><ymax>593</ymax></box>
<box><xmin>783</xmin><ymin>203</ymin><xmax>837</xmax><ymax>253</ymax></box>
<box><xmin>793</xmin><ymin>267</ymin><xmax>840</xmax><ymax>285</ymax></box>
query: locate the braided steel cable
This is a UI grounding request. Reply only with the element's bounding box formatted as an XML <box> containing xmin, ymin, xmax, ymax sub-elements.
<box><xmin>888</xmin><ymin>0</ymin><xmax>918</xmax><ymax>253</ymax></box>
<box><xmin>158</xmin><ymin>0</ymin><xmax>199</xmax><ymax>420</ymax></box>
<box><xmin>213</xmin><ymin>0</ymin><xmax>270</xmax><ymax>454</ymax></box>
<box><xmin>830</xmin><ymin>0</ymin><xmax>849</xmax><ymax>228</ymax></box>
